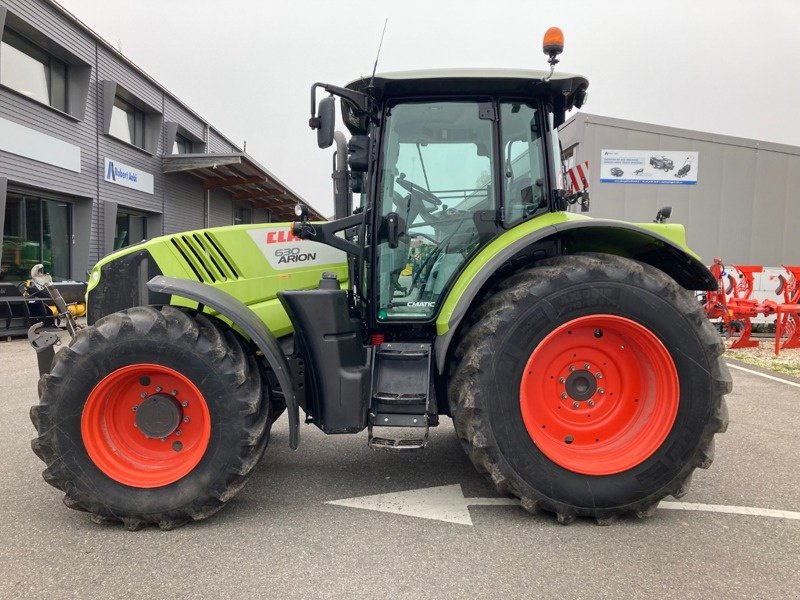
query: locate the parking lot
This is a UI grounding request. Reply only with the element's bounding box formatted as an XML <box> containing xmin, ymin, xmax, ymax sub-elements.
<box><xmin>1</xmin><ymin>336</ymin><xmax>798</xmax><ymax>599</ymax></box>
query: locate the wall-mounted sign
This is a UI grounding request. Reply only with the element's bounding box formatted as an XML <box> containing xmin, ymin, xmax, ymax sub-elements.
<box><xmin>103</xmin><ymin>158</ymin><xmax>154</xmax><ymax>194</ymax></box>
<box><xmin>0</xmin><ymin>116</ymin><xmax>81</xmax><ymax>172</ymax></box>
<box><xmin>600</xmin><ymin>150</ymin><xmax>698</xmax><ymax>185</ymax></box>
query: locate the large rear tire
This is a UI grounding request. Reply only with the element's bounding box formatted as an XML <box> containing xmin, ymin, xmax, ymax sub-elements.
<box><xmin>449</xmin><ymin>254</ymin><xmax>730</xmax><ymax>524</ymax></box>
<box><xmin>30</xmin><ymin>305</ymin><xmax>271</xmax><ymax>530</ymax></box>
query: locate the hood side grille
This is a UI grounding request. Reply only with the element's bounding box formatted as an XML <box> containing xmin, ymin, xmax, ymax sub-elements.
<box><xmin>170</xmin><ymin>233</ymin><xmax>240</xmax><ymax>283</ymax></box>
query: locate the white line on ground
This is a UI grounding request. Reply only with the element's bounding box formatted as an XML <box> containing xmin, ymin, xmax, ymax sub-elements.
<box><xmin>726</xmin><ymin>362</ymin><xmax>800</xmax><ymax>389</ymax></box>
<box><xmin>660</xmin><ymin>501</ymin><xmax>800</xmax><ymax>520</ymax></box>
<box><xmin>326</xmin><ymin>485</ymin><xmax>800</xmax><ymax>524</ymax></box>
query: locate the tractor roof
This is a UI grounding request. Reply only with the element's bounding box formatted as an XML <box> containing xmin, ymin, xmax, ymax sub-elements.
<box><xmin>342</xmin><ymin>68</ymin><xmax>589</xmax><ymax>133</ymax></box>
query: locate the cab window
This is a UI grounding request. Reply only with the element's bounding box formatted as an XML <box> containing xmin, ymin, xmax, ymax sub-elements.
<box><xmin>375</xmin><ymin>101</ymin><xmax>496</xmax><ymax>321</ymax></box>
<box><xmin>500</xmin><ymin>102</ymin><xmax>547</xmax><ymax>223</ymax></box>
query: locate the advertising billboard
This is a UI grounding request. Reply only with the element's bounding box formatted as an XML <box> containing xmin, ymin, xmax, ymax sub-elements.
<box><xmin>600</xmin><ymin>149</ymin><xmax>698</xmax><ymax>184</ymax></box>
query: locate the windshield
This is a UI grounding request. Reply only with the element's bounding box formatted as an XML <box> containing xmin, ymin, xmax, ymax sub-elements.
<box><xmin>375</xmin><ymin>100</ymin><xmax>496</xmax><ymax>321</ymax></box>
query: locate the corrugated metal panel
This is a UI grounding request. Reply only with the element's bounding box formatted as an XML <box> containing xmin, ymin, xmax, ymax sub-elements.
<box><xmin>163</xmin><ymin>174</ymin><xmax>204</xmax><ymax>233</ymax></box>
<box><xmin>253</xmin><ymin>207</ymin><xmax>271</xmax><ymax>223</ymax></box>
<box><xmin>97</xmin><ymin>47</ymin><xmax>160</xmax><ymax>112</ymax></box>
<box><xmin>208</xmin><ymin>189</ymin><xmax>232</xmax><ymax>227</ymax></box>
<box><xmin>164</xmin><ymin>97</ymin><xmax>205</xmax><ymax>142</ymax></box>
<box><xmin>207</xmin><ymin>129</ymin><xmax>238</xmax><ymax>154</ymax></box>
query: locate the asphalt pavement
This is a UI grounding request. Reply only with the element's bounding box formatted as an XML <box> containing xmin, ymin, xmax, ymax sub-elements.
<box><xmin>1</xmin><ymin>335</ymin><xmax>798</xmax><ymax>599</ymax></box>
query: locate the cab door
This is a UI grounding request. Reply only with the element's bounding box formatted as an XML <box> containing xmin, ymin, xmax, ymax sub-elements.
<box><xmin>372</xmin><ymin>100</ymin><xmax>498</xmax><ymax>323</ymax></box>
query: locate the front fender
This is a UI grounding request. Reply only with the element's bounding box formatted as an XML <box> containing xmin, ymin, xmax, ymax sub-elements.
<box><xmin>147</xmin><ymin>276</ymin><xmax>299</xmax><ymax>449</ymax></box>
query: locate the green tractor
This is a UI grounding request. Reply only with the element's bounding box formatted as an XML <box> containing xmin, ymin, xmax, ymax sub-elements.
<box><xmin>30</xmin><ymin>30</ymin><xmax>729</xmax><ymax>529</ymax></box>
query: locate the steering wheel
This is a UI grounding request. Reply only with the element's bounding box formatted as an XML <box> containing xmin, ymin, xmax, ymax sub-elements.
<box><xmin>395</xmin><ymin>173</ymin><xmax>442</xmax><ymax>206</ymax></box>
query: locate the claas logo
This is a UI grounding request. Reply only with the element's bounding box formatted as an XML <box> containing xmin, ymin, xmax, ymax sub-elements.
<box><xmin>266</xmin><ymin>229</ymin><xmax>301</xmax><ymax>244</ymax></box>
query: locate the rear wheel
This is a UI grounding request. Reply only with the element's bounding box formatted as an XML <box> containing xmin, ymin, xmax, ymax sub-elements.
<box><xmin>449</xmin><ymin>254</ymin><xmax>730</xmax><ymax>523</ymax></box>
<box><xmin>30</xmin><ymin>306</ymin><xmax>271</xmax><ymax>530</ymax></box>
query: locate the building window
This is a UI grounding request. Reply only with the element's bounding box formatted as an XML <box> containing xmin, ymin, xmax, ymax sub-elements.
<box><xmin>233</xmin><ymin>203</ymin><xmax>252</xmax><ymax>225</ymax></box>
<box><xmin>173</xmin><ymin>133</ymin><xmax>194</xmax><ymax>155</ymax></box>
<box><xmin>109</xmin><ymin>96</ymin><xmax>145</xmax><ymax>148</ymax></box>
<box><xmin>114</xmin><ymin>210</ymin><xmax>148</xmax><ymax>250</ymax></box>
<box><xmin>1</xmin><ymin>193</ymin><xmax>71</xmax><ymax>281</ymax></box>
<box><xmin>0</xmin><ymin>28</ymin><xmax>68</xmax><ymax>112</ymax></box>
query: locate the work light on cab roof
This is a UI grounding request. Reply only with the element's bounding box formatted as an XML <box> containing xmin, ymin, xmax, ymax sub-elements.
<box><xmin>542</xmin><ymin>26</ymin><xmax>565</xmax><ymax>81</ymax></box>
<box><xmin>543</xmin><ymin>26</ymin><xmax>564</xmax><ymax>63</ymax></box>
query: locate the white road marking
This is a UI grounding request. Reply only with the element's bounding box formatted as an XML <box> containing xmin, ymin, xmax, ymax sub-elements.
<box><xmin>326</xmin><ymin>484</ymin><xmax>482</xmax><ymax>525</ymax></box>
<box><xmin>660</xmin><ymin>501</ymin><xmax>800</xmax><ymax>520</ymax></box>
<box><xmin>326</xmin><ymin>484</ymin><xmax>800</xmax><ymax>525</ymax></box>
<box><xmin>726</xmin><ymin>362</ymin><xmax>800</xmax><ymax>388</ymax></box>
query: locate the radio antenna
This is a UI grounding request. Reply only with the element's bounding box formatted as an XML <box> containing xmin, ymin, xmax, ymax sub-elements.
<box><xmin>368</xmin><ymin>18</ymin><xmax>388</xmax><ymax>88</ymax></box>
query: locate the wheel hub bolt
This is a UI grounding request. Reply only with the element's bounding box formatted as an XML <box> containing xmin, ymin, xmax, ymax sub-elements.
<box><xmin>568</xmin><ymin>365</ymin><xmax>576</xmax><ymax>372</ymax></box>
<box><xmin>171</xmin><ymin>389</ymin><xmax>178</xmax><ymax>396</ymax></box>
<box><xmin>572</xmin><ymin>401</ymin><xmax>580</xmax><ymax>409</ymax></box>
<box><xmin>140</xmin><ymin>392</ymin><xmax>147</xmax><ymax>398</ymax></box>
<box><xmin>598</xmin><ymin>388</ymin><xmax>605</xmax><ymax>395</ymax></box>
<box><xmin>583</xmin><ymin>363</ymin><xmax>590</xmax><ymax>370</ymax></box>
<box><xmin>183</xmin><ymin>416</ymin><xmax>190</xmax><ymax>423</ymax></box>
<box><xmin>155</xmin><ymin>386</ymin><xmax>162</xmax><ymax>393</ymax></box>
<box><xmin>132</xmin><ymin>405</ymin><xmax>138</xmax><ymax>412</ymax></box>
<box><xmin>181</xmin><ymin>401</ymin><xmax>189</xmax><ymax>408</ymax></box>
<box><xmin>587</xmin><ymin>400</ymin><xmax>595</xmax><ymax>407</ymax></box>
<box><xmin>561</xmin><ymin>392</ymin><xmax>568</xmax><ymax>399</ymax></box>
<box><xmin>596</xmin><ymin>373</ymin><xmax>603</xmax><ymax>379</ymax></box>
<box><xmin>558</xmin><ymin>377</ymin><xmax>566</xmax><ymax>384</ymax></box>
<box><xmin>174</xmin><ymin>429</ymin><xmax>181</xmax><ymax>436</ymax></box>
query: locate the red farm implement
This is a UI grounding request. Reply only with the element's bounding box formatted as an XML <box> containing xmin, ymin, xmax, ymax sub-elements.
<box><xmin>704</xmin><ymin>259</ymin><xmax>800</xmax><ymax>355</ymax></box>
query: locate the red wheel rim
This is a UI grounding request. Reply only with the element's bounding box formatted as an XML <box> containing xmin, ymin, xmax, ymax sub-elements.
<box><xmin>81</xmin><ymin>364</ymin><xmax>211</xmax><ymax>488</ymax></box>
<box><xmin>519</xmin><ymin>315</ymin><xmax>679</xmax><ymax>476</ymax></box>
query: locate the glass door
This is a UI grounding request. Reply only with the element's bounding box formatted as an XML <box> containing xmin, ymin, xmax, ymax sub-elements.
<box><xmin>1</xmin><ymin>194</ymin><xmax>72</xmax><ymax>281</ymax></box>
<box><xmin>374</xmin><ymin>100</ymin><xmax>497</xmax><ymax>321</ymax></box>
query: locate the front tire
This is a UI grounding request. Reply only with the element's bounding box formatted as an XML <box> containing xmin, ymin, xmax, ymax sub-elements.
<box><xmin>449</xmin><ymin>254</ymin><xmax>730</xmax><ymax>523</ymax></box>
<box><xmin>30</xmin><ymin>306</ymin><xmax>271</xmax><ymax>530</ymax></box>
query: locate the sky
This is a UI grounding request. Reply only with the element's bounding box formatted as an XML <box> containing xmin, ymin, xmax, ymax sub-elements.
<box><xmin>56</xmin><ymin>0</ymin><xmax>800</xmax><ymax>217</ymax></box>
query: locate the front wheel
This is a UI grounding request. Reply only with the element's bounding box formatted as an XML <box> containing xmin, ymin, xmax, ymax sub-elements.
<box><xmin>449</xmin><ymin>254</ymin><xmax>730</xmax><ymax>523</ymax></box>
<box><xmin>30</xmin><ymin>306</ymin><xmax>271</xmax><ymax>530</ymax></box>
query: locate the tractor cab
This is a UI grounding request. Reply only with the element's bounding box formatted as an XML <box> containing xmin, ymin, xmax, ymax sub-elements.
<box><xmin>283</xmin><ymin>34</ymin><xmax>590</xmax><ymax>446</ymax></box>
<box><xmin>298</xmin><ymin>66</ymin><xmax>588</xmax><ymax>325</ymax></box>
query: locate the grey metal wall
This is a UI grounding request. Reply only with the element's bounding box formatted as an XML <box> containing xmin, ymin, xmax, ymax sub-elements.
<box><xmin>209</xmin><ymin>189</ymin><xmax>233</xmax><ymax>228</ymax></box>
<box><xmin>560</xmin><ymin>113</ymin><xmax>800</xmax><ymax>266</ymax></box>
<box><xmin>207</xmin><ymin>128</ymin><xmax>237</xmax><ymax>154</ymax></box>
<box><xmin>253</xmin><ymin>207</ymin><xmax>271</xmax><ymax>223</ymax></box>
<box><xmin>0</xmin><ymin>0</ymin><xmax>274</xmax><ymax>281</ymax></box>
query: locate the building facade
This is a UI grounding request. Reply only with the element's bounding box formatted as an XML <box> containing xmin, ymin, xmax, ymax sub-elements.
<box><xmin>560</xmin><ymin>112</ymin><xmax>800</xmax><ymax>266</ymax></box>
<box><xmin>0</xmin><ymin>0</ymin><xmax>321</xmax><ymax>285</ymax></box>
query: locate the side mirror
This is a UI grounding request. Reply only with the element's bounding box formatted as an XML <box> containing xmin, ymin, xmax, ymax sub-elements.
<box><xmin>348</xmin><ymin>135</ymin><xmax>369</xmax><ymax>172</ymax></box>
<box><xmin>574</xmin><ymin>88</ymin><xmax>588</xmax><ymax>109</ymax></box>
<box><xmin>654</xmin><ymin>205</ymin><xmax>672</xmax><ymax>223</ymax></box>
<box><xmin>313</xmin><ymin>96</ymin><xmax>335</xmax><ymax>149</ymax></box>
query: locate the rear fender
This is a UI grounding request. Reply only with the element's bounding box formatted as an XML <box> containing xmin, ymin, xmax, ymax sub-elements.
<box><xmin>434</xmin><ymin>219</ymin><xmax>716</xmax><ymax>373</ymax></box>
<box><xmin>147</xmin><ymin>276</ymin><xmax>299</xmax><ymax>449</ymax></box>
